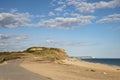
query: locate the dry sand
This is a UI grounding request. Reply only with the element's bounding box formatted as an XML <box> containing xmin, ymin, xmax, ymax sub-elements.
<box><xmin>21</xmin><ymin>58</ymin><xmax>120</xmax><ymax>80</ymax></box>
<box><xmin>0</xmin><ymin>60</ymin><xmax>49</xmax><ymax>80</ymax></box>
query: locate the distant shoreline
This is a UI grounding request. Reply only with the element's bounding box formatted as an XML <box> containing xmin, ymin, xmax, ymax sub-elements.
<box><xmin>79</xmin><ymin>58</ymin><xmax>120</xmax><ymax>67</ymax></box>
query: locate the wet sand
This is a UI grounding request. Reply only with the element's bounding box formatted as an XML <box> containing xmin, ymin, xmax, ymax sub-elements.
<box><xmin>21</xmin><ymin>58</ymin><xmax>120</xmax><ymax>80</ymax></box>
<box><xmin>0</xmin><ymin>60</ymin><xmax>50</xmax><ymax>80</ymax></box>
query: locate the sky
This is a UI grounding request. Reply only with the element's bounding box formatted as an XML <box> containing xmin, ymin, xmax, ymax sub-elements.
<box><xmin>0</xmin><ymin>0</ymin><xmax>120</xmax><ymax>58</ymax></box>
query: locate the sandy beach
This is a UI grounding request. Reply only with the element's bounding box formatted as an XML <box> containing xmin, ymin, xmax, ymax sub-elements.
<box><xmin>0</xmin><ymin>60</ymin><xmax>49</xmax><ymax>80</ymax></box>
<box><xmin>21</xmin><ymin>58</ymin><xmax>120</xmax><ymax>80</ymax></box>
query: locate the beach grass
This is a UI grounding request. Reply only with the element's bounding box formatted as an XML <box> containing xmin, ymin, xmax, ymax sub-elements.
<box><xmin>0</xmin><ymin>47</ymin><xmax>68</xmax><ymax>63</ymax></box>
<box><xmin>0</xmin><ymin>52</ymin><xmax>26</xmax><ymax>63</ymax></box>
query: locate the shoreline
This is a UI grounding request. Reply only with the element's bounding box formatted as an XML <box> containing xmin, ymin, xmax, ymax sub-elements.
<box><xmin>79</xmin><ymin>58</ymin><xmax>120</xmax><ymax>67</ymax></box>
<box><xmin>79</xmin><ymin>60</ymin><xmax>120</xmax><ymax>69</ymax></box>
<box><xmin>21</xmin><ymin>58</ymin><xmax>120</xmax><ymax>80</ymax></box>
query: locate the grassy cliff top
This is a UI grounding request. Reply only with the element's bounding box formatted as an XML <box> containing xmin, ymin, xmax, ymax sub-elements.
<box><xmin>0</xmin><ymin>47</ymin><xmax>68</xmax><ymax>63</ymax></box>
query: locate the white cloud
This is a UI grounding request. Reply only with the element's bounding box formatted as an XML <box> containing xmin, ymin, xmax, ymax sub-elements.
<box><xmin>16</xmin><ymin>35</ymin><xmax>29</xmax><ymax>40</ymax></box>
<box><xmin>48</xmin><ymin>12</ymin><xmax>55</xmax><ymax>16</ymax></box>
<box><xmin>71</xmin><ymin>13</ymin><xmax>81</xmax><ymax>17</ymax></box>
<box><xmin>0</xmin><ymin>34</ymin><xmax>28</xmax><ymax>41</ymax></box>
<box><xmin>0</xmin><ymin>34</ymin><xmax>29</xmax><ymax>51</ymax></box>
<box><xmin>95</xmin><ymin>0</ymin><xmax>120</xmax><ymax>9</ymax></box>
<box><xmin>66</xmin><ymin>0</ymin><xmax>120</xmax><ymax>13</ymax></box>
<box><xmin>38</xmin><ymin>16</ymin><xmax>95</xmax><ymax>29</ymax></box>
<box><xmin>10</xmin><ymin>8</ymin><xmax>18</xmax><ymax>13</ymax></box>
<box><xmin>0</xmin><ymin>10</ymin><xmax>95</xmax><ymax>29</ymax></box>
<box><xmin>55</xmin><ymin>7</ymin><xmax>63</xmax><ymax>12</ymax></box>
<box><xmin>54</xmin><ymin>2</ymin><xmax>66</xmax><ymax>12</ymax></box>
<box><xmin>40</xmin><ymin>39</ymin><xmax>96</xmax><ymax>47</ymax></box>
<box><xmin>97</xmin><ymin>14</ymin><xmax>120</xmax><ymax>23</ymax></box>
<box><xmin>0</xmin><ymin>12</ymin><xmax>33</xmax><ymax>28</ymax></box>
<box><xmin>76</xmin><ymin>2</ymin><xmax>95</xmax><ymax>13</ymax></box>
<box><xmin>50</xmin><ymin>0</ymin><xmax>57</xmax><ymax>6</ymax></box>
<box><xmin>58</xmin><ymin>1</ymin><xmax>65</xmax><ymax>5</ymax></box>
<box><xmin>0</xmin><ymin>34</ymin><xmax>12</xmax><ymax>40</ymax></box>
<box><xmin>63</xmin><ymin>12</ymin><xmax>69</xmax><ymax>17</ymax></box>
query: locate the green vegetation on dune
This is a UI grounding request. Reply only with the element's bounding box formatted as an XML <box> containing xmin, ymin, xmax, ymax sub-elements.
<box><xmin>0</xmin><ymin>52</ymin><xmax>26</xmax><ymax>63</ymax></box>
<box><xmin>25</xmin><ymin>47</ymin><xmax>68</xmax><ymax>61</ymax></box>
<box><xmin>0</xmin><ymin>47</ymin><xmax>68</xmax><ymax>63</ymax></box>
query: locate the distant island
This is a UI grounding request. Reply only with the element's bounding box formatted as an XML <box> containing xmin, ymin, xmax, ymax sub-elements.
<box><xmin>71</xmin><ymin>56</ymin><xmax>94</xmax><ymax>59</ymax></box>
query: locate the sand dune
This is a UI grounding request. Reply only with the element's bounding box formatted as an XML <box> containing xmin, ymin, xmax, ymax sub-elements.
<box><xmin>21</xmin><ymin>58</ymin><xmax>120</xmax><ymax>80</ymax></box>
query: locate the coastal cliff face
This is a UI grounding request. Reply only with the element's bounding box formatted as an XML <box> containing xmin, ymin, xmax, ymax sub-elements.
<box><xmin>0</xmin><ymin>47</ymin><xmax>68</xmax><ymax>63</ymax></box>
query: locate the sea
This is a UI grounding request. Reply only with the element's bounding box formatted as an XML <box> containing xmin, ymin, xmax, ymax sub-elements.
<box><xmin>79</xmin><ymin>58</ymin><xmax>120</xmax><ymax>67</ymax></box>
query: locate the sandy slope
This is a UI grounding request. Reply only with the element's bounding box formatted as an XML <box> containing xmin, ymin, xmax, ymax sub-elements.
<box><xmin>21</xmin><ymin>58</ymin><xmax>120</xmax><ymax>80</ymax></box>
<box><xmin>0</xmin><ymin>60</ymin><xmax>49</xmax><ymax>80</ymax></box>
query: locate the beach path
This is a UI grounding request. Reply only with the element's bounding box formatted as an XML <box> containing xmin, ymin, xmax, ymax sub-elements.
<box><xmin>0</xmin><ymin>60</ymin><xmax>49</xmax><ymax>80</ymax></box>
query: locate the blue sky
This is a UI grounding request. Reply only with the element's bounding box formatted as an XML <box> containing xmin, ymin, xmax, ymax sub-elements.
<box><xmin>0</xmin><ymin>0</ymin><xmax>120</xmax><ymax>58</ymax></box>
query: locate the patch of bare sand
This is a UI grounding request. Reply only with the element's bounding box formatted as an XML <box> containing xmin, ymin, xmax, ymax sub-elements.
<box><xmin>0</xmin><ymin>61</ymin><xmax>7</xmax><ymax>65</ymax></box>
<box><xmin>20</xmin><ymin>58</ymin><xmax>120</xmax><ymax>80</ymax></box>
